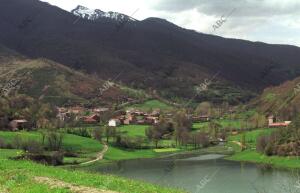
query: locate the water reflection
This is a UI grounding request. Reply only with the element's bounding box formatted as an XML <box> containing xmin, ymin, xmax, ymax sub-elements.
<box><xmin>83</xmin><ymin>154</ymin><xmax>300</xmax><ymax>193</ymax></box>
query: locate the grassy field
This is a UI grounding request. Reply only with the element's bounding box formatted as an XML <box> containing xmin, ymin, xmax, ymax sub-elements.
<box><xmin>228</xmin><ymin>129</ymin><xmax>273</xmax><ymax>148</ymax></box>
<box><xmin>192</xmin><ymin>119</ymin><xmax>242</xmax><ymax>132</ymax></box>
<box><xmin>0</xmin><ymin>131</ymin><xmax>103</xmax><ymax>154</ymax></box>
<box><xmin>0</xmin><ymin>131</ymin><xmax>103</xmax><ymax>164</ymax></box>
<box><xmin>0</xmin><ymin>131</ymin><xmax>176</xmax><ymax>164</ymax></box>
<box><xmin>0</xmin><ymin>149</ymin><xmax>184</xmax><ymax>193</ymax></box>
<box><xmin>104</xmin><ymin>146</ymin><xmax>158</xmax><ymax>161</ymax></box>
<box><xmin>127</xmin><ymin>100</ymin><xmax>173</xmax><ymax>111</ymax></box>
<box><xmin>118</xmin><ymin>125</ymin><xmax>149</xmax><ymax>138</ymax></box>
<box><xmin>227</xmin><ymin>150</ymin><xmax>300</xmax><ymax>169</ymax></box>
<box><xmin>226</xmin><ymin>128</ymin><xmax>300</xmax><ymax>169</ymax></box>
<box><xmin>116</xmin><ymin>124</ymin><xmax>181</xmax><ymax>149</ymax></box>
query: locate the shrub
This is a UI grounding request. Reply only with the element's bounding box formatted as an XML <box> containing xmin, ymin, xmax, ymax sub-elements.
<box><xmin>22</xmin><ymin>140</ymin><xmax>44</xmax><ymax>154</ymax></box>
<box><xmin>23</xmin><ymin>151</ymin><xmax>64</xmax><ymax>166</ymax></box>
<box><xmin>93</xmin><ymin>128</ymin><xmax>103</xmax><ymax>141</ymax></box>
<box><xmin>11</xmin><ymin>135</ymin><xmax>23</xmax><ymax>149</ymax></box>
<box><xmin>46</xmin><ymin>131</ymin><xmax>64</xmax><ymax>151</ymax></box>
<box><xmin>264</xmin><ymin>143</ymin><xmax>274</xmax><ymax>156</ymax></box>
<box><xmin>51</xmin><ymin>151</ymin><xmax>64</xmax><ymax>165</ymax></box>
<box><xmin>116</xmin><ymin>136</ymin><xmax>144</xmax><ymax>149</ymax></box>
<box><xmin>276</xmin><ymin>144</ymin><xmax>288</xmax><ymax>156</ymax></box>
<box><xmin>256</xmin><ymin>135</ymin><xmax>269</xmax><ymax>154</ymax></box>
<box><xmin>65</xmin><ymin>128</ymin><xmax>91</xmax><ymax>138</ymax></box>
<box><xmin>63</xmin><ymin>151</ymin><xmax>78</xmax><ymax>157</ymax></box>
<box><xmin>0</xmin><ymin>137</ymin><xmax>5</xmax><ymax>148</ymax></box>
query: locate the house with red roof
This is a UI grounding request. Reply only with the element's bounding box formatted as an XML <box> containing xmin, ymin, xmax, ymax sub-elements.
<box><xmin>268</xmin><ymin>115</ymin><xmax>291</xmax><ymax>128</ymax></box>
<box><xmin>82</xmin><ymin>114</ymin><xmax>100</xmax><ymax>124</ymax></box>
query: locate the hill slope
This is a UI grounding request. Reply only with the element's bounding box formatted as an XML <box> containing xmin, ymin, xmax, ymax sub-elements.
<box><xmin>250</xmin><ymin>76</ymin><xmax>300</xmax><ymax>119</ymax></box>
<box><xmin>0</xmin><ymin>0</ymin><xmax>300</xmax><ymax>103</ymax></box>
<box><xmin>0</xmin><ymin>44</ymin><xmax>142</xmax><ymax>106</ymax></box>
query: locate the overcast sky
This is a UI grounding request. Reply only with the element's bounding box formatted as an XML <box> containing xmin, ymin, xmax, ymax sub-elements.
<box><xmin>41</xmin><ymin>0</ymin><xmax>300</xmax><ymax>47</ymax></box>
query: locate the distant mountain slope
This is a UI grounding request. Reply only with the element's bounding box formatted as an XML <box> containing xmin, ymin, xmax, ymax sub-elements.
<box><xmin>0</xmin><ymin>0</ymin><xmax>300</xmax><ymax>104</ymax></box>
<box><xmin>250</xmin><ymin>76</ymin><xmax>300</xmax><ymax>119</ymax></box>
<box><xmin>0</xmin><ymin>45</ymin><xmax>142</xmax><ymax>107</ymax></box>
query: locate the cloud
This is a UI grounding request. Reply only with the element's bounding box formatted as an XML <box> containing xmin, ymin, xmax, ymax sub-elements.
<box><xmin>151</xmin><ymin>0</ymin><xmax>300</xmax><ymax>46</ymax></box>
<box><xmin>153</xmin><ymin>0</ymin><xmax>300</xmax><ymax>17</ymax></box>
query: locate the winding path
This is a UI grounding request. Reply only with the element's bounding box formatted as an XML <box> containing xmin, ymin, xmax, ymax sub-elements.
<box><xmin>81</xmin><ymin>144</ymin><xmax>109</xmax><ymax>165</ymax></box>
<box><xmin>231</xmin><ymin>141</ymin><xmax>246</xmax><ymax>149</ymax></box>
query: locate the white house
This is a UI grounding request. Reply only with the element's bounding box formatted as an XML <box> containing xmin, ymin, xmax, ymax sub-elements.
<box><xmin>108</xmin><ymin>119</ymin><xmax>121</xmax><ymax>127</ymax></box>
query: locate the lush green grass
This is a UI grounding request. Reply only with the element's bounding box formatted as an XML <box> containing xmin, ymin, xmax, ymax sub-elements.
<box><xmin>0</xmin><ymin>131</ymin><xmax>103</xmax><ymax>153</ymax></box>
<box><xmin>192</xmin><ymin>122</ymin><xmax>209</xmax><ymax>131</ymax></box>
<box><xmin>0</xmin><ymin>131</ymin><xmax>103</xmax><ymax>154</ymax></box>
<box><xmin>227</xmin><ymin>150</ymin><xmax>300</xmax><ymax>169</ymax></box>
<box><xmin>0</xmin><ymin>131</ymin><xmax>103</xmax><ymax>164</ymax></box>
<box><xmin>228</xmin><ymin>129</ymin><xmax>273</xmax><ymax>148</ymax></box>
<box><xmin>218</xmin><ymin>119</ymin><xmax>242</xmax><ymax>128</ymax></box>
<box><xmin>0</xmin><ymin>149</ymin><xmax>21</xmax><ymax>159</ymax></box>
<box><xmin>118</xmin><ymin>125</ymin><xmax>149</xmax><ymax>138</ymax></box>
<box><xmin>116</xmin><ymin>125</ymin><xmax>180</xmax><ymax>149</ymax></box>
<box><xmin>127</xmin><ymin>100</ymin><xmax>172</xmax><ymax>111</ymax></box>
<box><xmin>192</xmin><ymin>119</ymin><xmax>242</xmax><ymax>132</ymax></box>
<box><xmin>104</xmin><ymin>146</ymin><xmax>158</xmax><ymax>161</ymax></box>
<box><xmin>0</xmin><ymin>157</ymin><xmax>184</xmax><ymax>193</ymax></box>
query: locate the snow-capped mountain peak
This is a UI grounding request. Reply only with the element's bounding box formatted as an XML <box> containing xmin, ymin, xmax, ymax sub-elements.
<box><xmin>71</xmin><ymin>5</ymin><xmax>137</xmax><ymax>22</ymax></box>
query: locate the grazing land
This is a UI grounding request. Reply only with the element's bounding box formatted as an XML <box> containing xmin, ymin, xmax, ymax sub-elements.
<box><xmin>118</xmin><ymin>125</ymin><xmax>149</xmax><ymax>138</ymax></box>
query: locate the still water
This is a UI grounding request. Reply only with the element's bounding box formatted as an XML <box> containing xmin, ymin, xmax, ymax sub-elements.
<box><xmin>87</xmin><ymin>154</ymin><xmax>300</xmax><ymax>193</ymax></box>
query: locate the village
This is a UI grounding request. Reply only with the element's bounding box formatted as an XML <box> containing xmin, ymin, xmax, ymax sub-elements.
<box><xmin>55</xmin><ymin>105</ymin><xmax>218</xmax><ymax>127</ymax></box>
<box><xmin>7</xmin><ymin>103</ymin><xmax>293</xmax><ymax>131</ymax></box>
<box><xmin>55</xmin><ymin>106</ymin><xmax>160</xmax><ymax>126</ymax></box>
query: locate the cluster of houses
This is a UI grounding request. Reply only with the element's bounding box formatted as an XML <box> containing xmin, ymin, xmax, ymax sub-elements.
<box><xmin>7</xmin><ymin>106</ymin><xmax>293</xmax><ymax>131</ymax></box>
<box><xmin>108</xmin><ymin>110</ymin><xmax>212</xmax><ymax>127</ymax></box>
<box><xmin>108</xmin><ymin>109</ymin><xmax>161</xmax><ymax>127</ymax></box>
<box><xmin>57</xmin><ymin>106</ymin><xmax>109</xmax><ymax>124</ymax></box>
<box><xmin>56</xmin><ymin>105</ymin><xmax>213</xmax><ymax>127</ymax></box>
<box><xmin>57</xmin><ymin>107</ymin><xmax>163</xmax><ymax>127</ymax></box>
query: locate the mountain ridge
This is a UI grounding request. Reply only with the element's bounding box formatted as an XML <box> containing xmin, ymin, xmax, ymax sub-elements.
<box><xmin>1</xmin><ymin>0</ymin><xmax>300</xmax><ymax>104</ymax></box>
<box><xmin>71</xmin><ymin>5</ymin><xmax>137</xmax><ymax>22</ymax></box>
